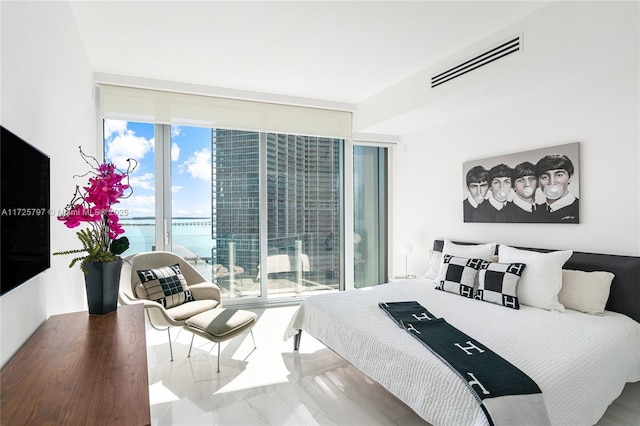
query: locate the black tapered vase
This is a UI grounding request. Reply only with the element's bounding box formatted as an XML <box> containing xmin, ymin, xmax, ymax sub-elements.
<box><xmin>83</xmin><ymin>259</ymin><xmax>123</xmax><ymax>315</ymax></box>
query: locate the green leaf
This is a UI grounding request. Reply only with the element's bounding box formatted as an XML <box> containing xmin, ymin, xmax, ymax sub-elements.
<box><xmin>110</xmin><ymin>236</ymin><xmax>130</xmax><ymax>255</ymax></box>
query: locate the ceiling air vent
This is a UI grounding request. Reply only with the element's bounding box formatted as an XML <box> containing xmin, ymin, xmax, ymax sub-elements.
<box><xmin>431</xmin><ymin>35</ymin><xmax>521</xmax><ymax>88</ymax></box>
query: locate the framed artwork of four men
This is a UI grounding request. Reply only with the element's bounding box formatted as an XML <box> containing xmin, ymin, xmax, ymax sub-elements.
<box><xmin>463</xmin><ymin>142</ymin><xmax>580</xmax><ymax>224</ymax></box>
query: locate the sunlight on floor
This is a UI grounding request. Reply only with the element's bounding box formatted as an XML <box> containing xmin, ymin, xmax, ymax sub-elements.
<box><xmin>145</xmin><ymin>305</ymin><xmax>429</xmax><ymax>425</ymax></box>
<box><xmin>145</xmin><ymin>305</ymin><xmax>639</xmax><ymax>426</ymax></box>
<box><xmin>149</xmin><ymin>382</ymin><xmax>180</xmax><ymax>406</ymax></box>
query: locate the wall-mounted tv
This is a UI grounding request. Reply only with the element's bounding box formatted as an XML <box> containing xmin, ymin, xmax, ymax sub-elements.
<box><xmin>1</xmin><ymin>126</ymin><xmax>51</xmax><ymax>295</ymax></box>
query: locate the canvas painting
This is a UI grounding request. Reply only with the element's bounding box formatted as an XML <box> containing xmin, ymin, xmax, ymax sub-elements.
<box><xmin>463</xmin><ymin>142</ymin><xmax>580</xmax><ymax>224</ymax></box>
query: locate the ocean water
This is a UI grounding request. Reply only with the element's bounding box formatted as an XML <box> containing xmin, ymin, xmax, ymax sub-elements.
<box><xmin>121</xmin><ymin>218</ymin><xmax>215</xmax><ymax>259</ymax></box>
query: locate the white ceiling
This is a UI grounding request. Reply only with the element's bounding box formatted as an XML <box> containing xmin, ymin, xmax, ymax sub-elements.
<box><xmin>70</xmin><ymin>1</ymin><xmax>548</xmax><ymax>108</ymax></box>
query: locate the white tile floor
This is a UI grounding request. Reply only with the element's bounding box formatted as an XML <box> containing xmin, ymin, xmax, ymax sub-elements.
<box><xmin>146</xmin><ymin>305</ymin><xmax>640</xmax><ymax>426</ymax></box>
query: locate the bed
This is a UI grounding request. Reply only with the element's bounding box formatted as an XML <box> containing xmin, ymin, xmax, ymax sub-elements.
<box><xmin>285</xmin><ymin>240</ymin><xmax>640</xmax><ymax>425</ymax></box>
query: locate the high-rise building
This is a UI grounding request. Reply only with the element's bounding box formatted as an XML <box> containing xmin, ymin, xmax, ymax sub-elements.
<box><xmin>212</xmin><ymin>129</ymin><xmax>341</xmax><ymax>292</ymax></box>
<box><xmin>212</xmin><ymin>129</ymin><xmax>260</xmax><ymax>280</ymax></box>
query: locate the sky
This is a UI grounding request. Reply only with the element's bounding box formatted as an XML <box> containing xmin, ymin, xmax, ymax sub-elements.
<box><xmin>103</xmin><ymin>119</ymin><xmax>213</xmax><ymax>218</ymax></box>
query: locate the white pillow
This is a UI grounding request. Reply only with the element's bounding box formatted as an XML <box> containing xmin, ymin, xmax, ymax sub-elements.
<box><xmin>559</xmin><ymin>269</ymin><xmax>614</xmax><ymax>315</ymax></box>
<box><xmin>441</xmin><ymin>239</ymin><xmax>496</xmax><ymax>262</ymax></box>
<box><xmin>425</xmin><ymin>250</ymin><xmax>498</xmax><ymax>281</ymax></box>
<box><xmin>424</xmin><ymin>250</ymin><xmax>442</xmax><ymax>280</ymax></box>
<box><xmin>498</xmin><ymin>245</ymin><xmax>572</xmax><ymax>311</ymax></box>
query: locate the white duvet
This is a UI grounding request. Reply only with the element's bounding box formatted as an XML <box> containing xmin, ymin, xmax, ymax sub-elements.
<box><xmin>285</xmin><ymin>279</ymin><xmax>640</xmax><ymax>426</ymax></box>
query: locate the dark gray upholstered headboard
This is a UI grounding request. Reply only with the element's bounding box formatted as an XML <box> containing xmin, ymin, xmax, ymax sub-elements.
<box><xmin>433</xmin><ymin>240</ymin><xmax>640</xmax><ymax>323</ymax></box>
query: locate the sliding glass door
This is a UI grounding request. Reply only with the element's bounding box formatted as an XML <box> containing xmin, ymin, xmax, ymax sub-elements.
<box><xmin>353</xmin><ymin>145</ymin><xmax>388</xmax><ymax>287</ymax></box>
<box><xmin>266</xmin><ymin>133</ymin><xmax>343</xmax><ymax>298</ymax></box>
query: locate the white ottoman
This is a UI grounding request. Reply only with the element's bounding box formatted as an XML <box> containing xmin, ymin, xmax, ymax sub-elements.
<box><xmin>184</xmin><ymin>308</ymin><xmax>257</xmax><ymax>372</ymax></box>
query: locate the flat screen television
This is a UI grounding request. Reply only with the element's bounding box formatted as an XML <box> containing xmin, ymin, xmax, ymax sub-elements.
<box><xmin>1</xmin><ymin>126</ymin><xmax>51</xmax><ymax>295</ymax></box>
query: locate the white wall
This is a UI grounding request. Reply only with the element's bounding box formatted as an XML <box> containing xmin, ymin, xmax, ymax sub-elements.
<box><xmin>389</xmin><ymin>1</ymin><xmax>639</xmax><ymax>277</ymax></box>
<box><xmin>1</xmin><ymin>1</ymin><xmax>96</xmax><ymax>367</ymax></box>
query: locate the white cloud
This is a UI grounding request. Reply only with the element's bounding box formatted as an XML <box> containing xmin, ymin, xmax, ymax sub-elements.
<box><xmin>103</xmin><ymin>119</ymin><xmax>127</xmax><ymax>140</ymax></box>
<box><xmin>171</xmin><ymin>185</ymin><xmax>183</xmax><ymax>193</ymax></box>
<box><xmin>104</xmin><ymin>122</ymin><xmax>154</xmax><ymax>170</ymax></box>
<box><xmin>116</xmin><ymin>195</ymin><xmax>156</xmax><ymax>217</ymax></box>
<box><xmin>183</xmin><ymin>148</ymin><xmax>211</xmax><ymax>181</ymax></box>
<box><xmin>173</xmin><ymin>202</ymin><xmax>211</xmax><ymax>217</ymax></box>
<box><xmin>191</xmin><ymin>202</ymin><xmax>212</xmax><ymax>217</ymax></box>
<box><xmin>171</xmin><ymin>143</ymin><xmax>180</xmax><ymax>162</ymax></box>
<box><xmin>171</xmin><ymin>126</ymin><xmax>182</xmax><ymax>137</ymax></box>
<box><xmin>129</xmin><ymin>173</ymin><xmax>155</xmax><ymax>191</ymax></box>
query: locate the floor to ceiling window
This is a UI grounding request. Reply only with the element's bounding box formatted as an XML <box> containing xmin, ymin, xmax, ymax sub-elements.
<box><xmin>104</xmin><ymin>120</ymin><xmax>344</xmax><ymax>303</ymax></box>
<box><xmin>168</xmin><ymin>125</ymin><xmax>220</xmax><ymax>287</ymax></box>
<box><xmin>266</xmin><ymin>133</ymin><xmax>343</xmax><ymax>298</ymax></box>
<box><xmin>353</xmin><ymin>145</ymin><xmax>388</xmax><ymax>287</ymax></box>
<box><xmin>211</xmin><ymin>129</ymin><xmax>261</xmax><ymax>299</ymax></box>
<box><xmin>103</xmin><ymin>120</ymin><xmax>157</xmax><ymax>255</ymax></box>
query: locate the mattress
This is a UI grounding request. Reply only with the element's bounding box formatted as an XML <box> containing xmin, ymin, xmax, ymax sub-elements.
<box><xmin>285</xmin><ymin>278</ymin><xmax>640</xmax><ymax>425</ymax></box>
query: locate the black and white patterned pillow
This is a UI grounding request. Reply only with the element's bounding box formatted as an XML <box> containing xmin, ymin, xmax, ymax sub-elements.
<box><xmin>137</xmin><ymin>263</ymin><xmax>194</xmax><ymax>309</ymax></box>
<box><xmin>475</xmin><ymin>262</ymin><xmax>527</xmax><ymax>309</ymax></box>
<box><xmin>435</xmin><ymin>255</ymin><xmax>484</xmax><ymax>298</ymax></box>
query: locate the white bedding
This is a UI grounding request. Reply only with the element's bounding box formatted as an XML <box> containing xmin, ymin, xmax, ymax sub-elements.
<box><xmin>285</xmin><ymin>278</ymin><xmax>640</xmax><ymax>426</ymax></box>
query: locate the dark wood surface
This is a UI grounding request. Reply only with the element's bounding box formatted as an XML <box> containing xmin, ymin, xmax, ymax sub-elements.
<box><xmin>1</xmin><ymin>304</ymin><xmax>150</xmax><ymax>425</ymax></box>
